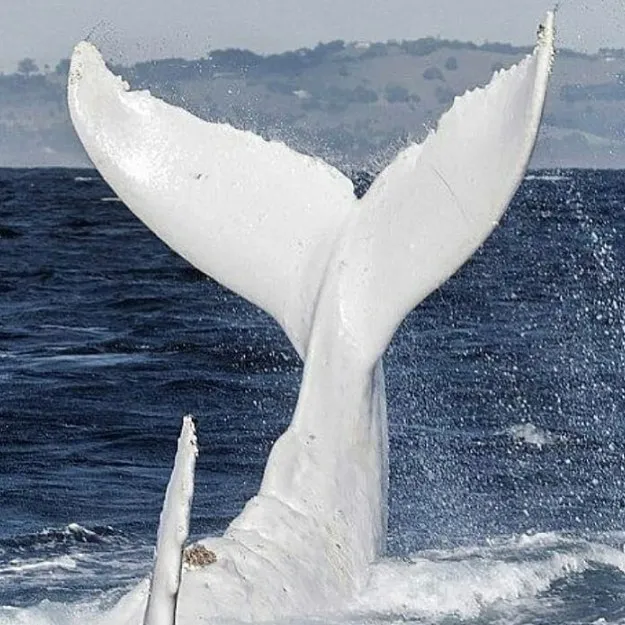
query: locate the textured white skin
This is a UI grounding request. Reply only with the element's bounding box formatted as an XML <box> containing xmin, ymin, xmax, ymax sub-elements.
<box><xmin>69</xmin><ymin>13</ymin><xmax>554</xmax><ymax>625</ymax></box>
<box><xmin>143</xmin><ymin>417</ymin><xmax>197</xmax><ymax>625</ymax></box>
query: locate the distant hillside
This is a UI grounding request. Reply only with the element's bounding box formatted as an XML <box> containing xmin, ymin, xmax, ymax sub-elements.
<box><xmin>1</xmin><ymin>38</ymin><xmax>625</xmax><ymax>170</ymax></box>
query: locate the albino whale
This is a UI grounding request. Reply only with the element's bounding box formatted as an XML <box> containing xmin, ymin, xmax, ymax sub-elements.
<box><xmin>67</xmin><ymin>12</ymin><xmax>555</xmax><ymax>625</ymax></box>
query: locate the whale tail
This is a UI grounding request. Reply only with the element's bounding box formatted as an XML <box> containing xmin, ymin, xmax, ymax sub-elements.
<box><xmin>335</xmin><ymin>13</ymin><xmax>554</xmax><ymax>365</ymax></box>
<box><xmin>67</xmin><ymin>13</ymin><xmax>553</xmax><ymax>367</ymax></box>
<box><xmin>68</xmin><ymin>12</ymin><xmax>555</xmax><ymax>622</ymax></box>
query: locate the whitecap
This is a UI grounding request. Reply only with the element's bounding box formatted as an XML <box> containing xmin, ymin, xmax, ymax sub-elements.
<box><xmin>507</xmin><ymin>423</ymin><xmax>552</xmax><ymax>448</ymax></box>
<box><xmin>353</xmin><ymin>532</ymin><xmax>625</xmax><ymax>621</ymax></box>
<box><xmin>0</xmin><ymin>555</ymin><xmax>77</xmax><ymax>575</ymax></box>
<box><xmin>525</xmin><ymin>173</ymin><xmax>570</xmax><ymax>182</ymax></box>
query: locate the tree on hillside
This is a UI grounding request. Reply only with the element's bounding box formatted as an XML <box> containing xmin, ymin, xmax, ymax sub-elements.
<box><xmin>55</xmin><ymin>59</ymin><xmax>70</xmax><ymax>75</ymax></box>
<box><xmin>445</xmin><ymin>56</ymin><xmax>458</xmax><ymax>71</ymax></box>
<box><xmin>423</xmin><ymin>66</ymin><xmax>444</xmax><ymax>81</ymax></box>
<box><xmin>385</xmin><ymin>84</ymin><xmax>410</xmax><ymax>103</ymax></box>
<box><xmin>17</xmin><ymin>58</ymin><xmax>39</xmax><ymax>76</ymax></box>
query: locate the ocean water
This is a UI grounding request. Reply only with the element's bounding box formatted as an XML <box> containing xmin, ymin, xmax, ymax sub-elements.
<box><xmin>0</xmin><ymin>167</ymin><xmax>624</xmax><ymax>623</ymax></box>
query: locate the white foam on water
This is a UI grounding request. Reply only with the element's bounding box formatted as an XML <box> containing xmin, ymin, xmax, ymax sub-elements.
<box><xmin>0</xmin><ymin>523</ymin><xmax>152</xmax><ymax>625</ymax></box>
<box><xmin>353</xmin><ymin>532</ymin><xmax>625</xmax><ymax>621</ymax></box>
<box><xmin>525</xmin><ymin>173</ymin><xmax>571</xmax><ymax>182</ymax></box>
<box><xmin>0</xmin><ymin>555</ymin><xmax>78</xmax><ymax>576</ymax></box>
<box><xmin>506</xmin><ymin>423</ymin><xmax>553</xmax><ymax>448</ymax></box>
<box><xmin>39</xmin><ymin>324</ymin><xmax>110</xmax><ymax>335</ymax></box>
<box><xmin>0</xmin><ymin>600</ymin><xmax>108</xmax><ymax>625</ymax></box>
<box><xmin>4</xmin><ymin>532</ymin><xmax>625</xmax><ymax>625</ymax></box>
<box><xmin>21</xmin><ymin>352</ymin><xmax>150</xmax><ymax>371</ymax></box>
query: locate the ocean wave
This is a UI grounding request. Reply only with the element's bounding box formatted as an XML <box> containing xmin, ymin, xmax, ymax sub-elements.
<box><xmin>0</xmin><ymin>555</ymin><xmax>78</xmax><ymax>576</ymax></box>
<box><xmin>0</xmin><ymin>226</ymin><xmax>22</xmax><ymax>239</ymax></box>
<box><xmin>106</xmin><ymin>296</ymin><xmax>168</xmax><ymax>313</ymax></box>
<box><xmin>0</xmin><ymin>524</ymin><xmax>115</xmax><ymax>551</ymax></box>
<box><xmin>525</xmin><ymin>173</ymin><xmax>571</xmax><ymax>182</ymax></box>
<box><xmin>0</xmin><ymin>598</ymin><xmax>113</xmax><ymax>625</ymax></box>
<box><xmin>354</xmin><ymin>532</ymin><xmax>625</xmax><ymax>621</ymax></box>
<box><xmin>4</xmin><ymin>532</ymin><xmax>625</xmax><ymax>625</ymax></box>
<box><xmin>0</xmin><ymin>525</ymin><xmax>150</xmax><ymax>618</ymax></box>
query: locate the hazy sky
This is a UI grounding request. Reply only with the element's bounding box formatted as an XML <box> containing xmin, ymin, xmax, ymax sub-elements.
<box><xmin>1</xmin><ymin>0</ymin><xmax>624</xmax><ymax>73</ymax></box>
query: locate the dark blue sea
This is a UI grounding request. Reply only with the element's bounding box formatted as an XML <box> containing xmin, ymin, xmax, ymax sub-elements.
<box><xmin>1</xmin><ymin>168</ymin><xmax>625</xmax><ymax>624</ymax></box>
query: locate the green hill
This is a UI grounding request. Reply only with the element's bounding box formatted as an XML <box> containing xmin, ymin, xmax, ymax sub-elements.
<box><xmin>2</xmin><ymin>39</ymin><xmax>624</xmax><ymax>169</ymax></box>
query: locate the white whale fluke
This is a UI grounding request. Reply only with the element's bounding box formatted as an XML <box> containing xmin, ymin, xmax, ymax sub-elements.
<box><xmin>68</xmin><ymin>12</ymin><xmax>554</xmax><ymax>625</ymax></box>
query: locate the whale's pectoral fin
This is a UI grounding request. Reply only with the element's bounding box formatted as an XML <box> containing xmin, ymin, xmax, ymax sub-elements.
<box><xmin>143</xmin><ymin>416</ymin><xmax>198</xmax><ymax>625</ymax></box>
<box><xmin>336</xmin><ymin>12</ymin><xmax>555</xmax><ymax>365</ymax></box>
<box><xmin>67</xmin><ymin>45</ymin><xmax>357</xmax><ymax>360</ymax></box>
